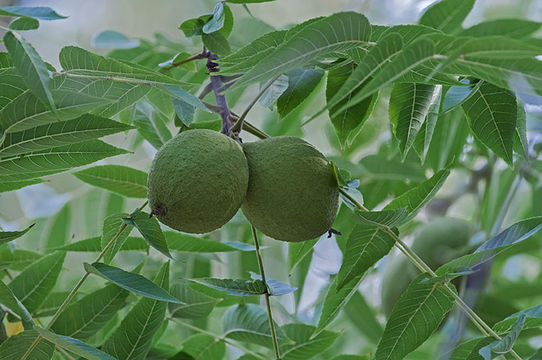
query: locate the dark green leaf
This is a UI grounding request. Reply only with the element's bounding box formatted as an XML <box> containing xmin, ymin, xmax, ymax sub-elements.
<box><xmin>123</xmin><ymin>211</ymin><xmax>171</xmax><ymax>258</ymax></box>
<box><xmin>389</xmin><ymin>83</ymin><xmax>437</xmax><ymax>157</ymax></box>
<box><xmin>462</xmin><ymin>82</ymin><xmax>517</xmax><ymax>165</ymax></box>
<box><xmin>202</xmin><ymin>32</ymin><xmax>231</xmax><ymax>55</ymax></box>
<box><xmin>354</xmin><ymin>208</ymin><xmax>408</xmax><ymax>228</ymax></box>
<box><xmin>191</xmin><ymin>278</ymin><xmax>266</xmax><ymax>297</ymax></box>
<box><xmin>178</xmin><ymin>334</ymin><xmax>225</xmax><ymax>360</ymax></box>
<box><xmin>277</xmin><ymin>69</ymin><xmax>324</xmax><ymax>118</ymax></box>
<box><xmin>514</xmin><ymin>100</ymin><xmax>528</xmax><ymax>159</ymax></box>
<box><xmin>101</xmin><ymin>213</ymin><xmax>132</xmax><ymax>264</ymax></box>
<box><xmin>74</xmin><ymin>165</ymin><xmax>147</xmax><ymax>198</ymax></box>
<box><xmin>0</xmin><ymin>179</ymin><xmax>44</xmax><ymax>193</ymax></box>
<box><xmin>288</xmin><ymin>239</ymin><xmax>318</xmax><ymax>273</ymax></box>
<box><xmin>84</xmin><ymin>262</ymin><xmax>181</xmax><ymax>303</ymax></box>
<box><xmin>460</xmin><ymin>19</ymin><xmax>542</xmax><ymax>38</ymax></box>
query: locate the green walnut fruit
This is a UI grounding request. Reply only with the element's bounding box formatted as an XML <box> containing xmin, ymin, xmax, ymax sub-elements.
<box><xmin>380</xmin><ymin>217</ymin><xmax>475</xmax><ymax>316</ymax></box>
<box><xmin>147</xmin><ymin>129</ymin><xmax>249</xmax><ymax>234</ymax></box>
<box><xmin>241</xmin><ymin>136</ymin><xmax>339</xmax><ymax>242</ymax></box>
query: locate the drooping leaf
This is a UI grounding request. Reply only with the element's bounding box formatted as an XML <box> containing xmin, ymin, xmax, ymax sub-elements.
<box><xmin>84</xmin><ymin>262</ymin><xmax>181</xmax><ymax>303</ymax></box>
<box><xmin>418</xmin><ymin>0</ymin><xmax>475</xmax><ymax>33</ymax></box>
<box><xmin>74</xmin><ymin>165</ymin><xmax>147</xmax><ymax>198</ymax></box>
<box><xmin>51</xmin><ymin>283</ymin><xmax>129</xmax><ymax>340</ymax></box>
<box><xmin>327</xmin><ymin>63</ymin><xmax>378</xmax><ymax>147</ymax></box>
<box><xmin>0</xmin><ymin>224</ymin><xmax>34</xmax><ymax>245</ymax></box>
<box><xmin>168</xmin><ymin>281</ymin><xmax>218</xmax><ymax>319</ymax></box>
<box><xmin>461</xmin><ymin>82</ymin><xmax>517</xmax><ymax>165</ymax></box>
<box><xmin>384</xmin><ymin>169</ymin><xmax>450</xmax><ymax>223</ymax></box>
<box><xmin>191</xmin><ymin>278</ymin><xmax>267</xmax><ymax>297</ymax></box>
<box><xmin>0</xmin><ymin>140</ymin><xmax>129</xmax><ymax>182</ymax></box>
<box><xmin>0</xmin><ymin>329</ymin><xmax>55</xmax><ymax>360</ymax></box>
<box><xmin>336</xmin><ymin>223</ymin><xmax>395</xmax><ymax>291</ymax></box>
<box><xmin>437</xmin><ymin>216</ymin><xmax>542</xmax><ymax>275</ymax></box>
<box><xmin>122</xmin><ymin>211</ymin><xmax>171</xmax><ymax>258</ymax></box>
<box><xmin>0</xmin><ymin>279</ymin><xmax>34</xmax><ymax>329</ymax></box>
<box><xmin>374</xmin><ymin>274</ymin><xmax>456</xmax><ymax>360</ymax></box>
<box><xmin>222</xmin><ymin>303</ymin><xmax>286</xmax><ymax>347</ymax></box>
<box><xmin>36</xmin><ymin>327</ymin><xmax>116</xmax><ymax>360</ymax></box>
<box><xmin>0</xmin><ymin>114</ymin><xmax>132</xmax><ymax>158</ymax></box>
<box><xmin>101</xmin><ymin>262</ymin><xmax>171</xmax><ymax>360</ymax></box>
<box><xmin>280</xmin><ymin>323</ymin><xmax>340</xmax><ymax>360</ymax></box>
<box><xmin>8</xmin><ymin>251</ymin><xmax>65</xmax><ymax>313</ymax></box>
<box><xmin>3</xmin><ymin>31</ymin><xmax>56</xmax><ymax>112</ymax></box>
<box><xmin>203</xmin><ymin>3</ymin><xmax>226</xmax><ymax>34</ymax></box>
<box><xmin>389</xmin><ymin>83</ymin><xmax>436</xmax><ymax>157</ymax></box>
<box><xmin>277</xmin><ymin>68</ymin><xmax>324</xmax><ymax>118</ymax></box>
<box><xmin>232</xmin><ymin>12</ymin><xmax>371</xmax><ymax>88</ymax></box>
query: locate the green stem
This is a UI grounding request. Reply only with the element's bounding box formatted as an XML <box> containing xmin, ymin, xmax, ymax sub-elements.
<box><xmin>169</xmin><ymin>317</ymin><xmax>266</xmax><ymax>360</ymax></box>
<box><xmin>337</xmin><ymin>188</ymin><xmax>523</xmax><ymax>360</ymax></box>
<box><xmin>251</xmin><ymin>225</ymin><xmax>281</xmax><ymax>359</ymax></box>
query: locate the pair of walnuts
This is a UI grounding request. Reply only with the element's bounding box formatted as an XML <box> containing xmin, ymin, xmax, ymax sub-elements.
<box><xmin>147</xmin><ymin>129</ymin><xmax>339</xmax><ymax>242</ymax></box>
